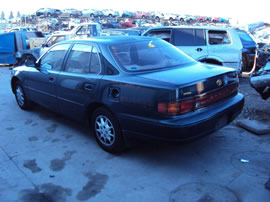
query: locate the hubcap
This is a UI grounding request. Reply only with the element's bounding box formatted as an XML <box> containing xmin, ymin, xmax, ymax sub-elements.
<box><xmin>95</xmin><ymin>115</ymin><xmax>115</xmax><ymax>146</ymax></box>
<box><xmin>16</xmin><ymin>86</ymin><xmax>24</xmax><ymax>106</ymax></box>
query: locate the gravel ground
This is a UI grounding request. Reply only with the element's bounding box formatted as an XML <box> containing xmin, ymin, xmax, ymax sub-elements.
<box><xmin>238</xmin><ymin>77</ymin><xmax>270</xmax><ymax>123</ymax></box>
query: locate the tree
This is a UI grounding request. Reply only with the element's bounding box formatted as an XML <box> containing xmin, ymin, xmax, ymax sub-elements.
<box><xmin>17</xmin><ymin>11</ymin><xmax>21</xmax><ymax>18</ymax></box>
<box><xmin>9</xmin><ymin>11</ymin><xmax>14</xmax><ymax>20</ymax></box>
<box><xmin>1</xmin><ymin>11</ymin><xmax>5</xmax><ymax>20</ymax></box>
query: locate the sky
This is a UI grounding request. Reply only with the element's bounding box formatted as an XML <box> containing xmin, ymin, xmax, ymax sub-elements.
<box><xmin>1</xmin><ymin>0</ymin><xmax>269</xmax><ymax>25</ymax></box>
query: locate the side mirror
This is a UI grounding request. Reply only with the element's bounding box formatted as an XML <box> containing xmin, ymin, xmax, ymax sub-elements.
<box><xmin>35</xmin><ymin>59</ymin><xmax>41</xmax><ymax>69</ymax></box>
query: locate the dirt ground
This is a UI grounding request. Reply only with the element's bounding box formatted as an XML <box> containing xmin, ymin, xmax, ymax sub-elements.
<box><xmin>238</xmin><ymin>77</ymin><xmax>270</xmax><ymax>123</ymax></box>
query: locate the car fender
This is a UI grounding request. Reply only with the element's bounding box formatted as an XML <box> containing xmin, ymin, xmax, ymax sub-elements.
<box><xmin>199</xmin><ymin>55</ymin><xmax>224</xmax><ymax>64</ymax></box>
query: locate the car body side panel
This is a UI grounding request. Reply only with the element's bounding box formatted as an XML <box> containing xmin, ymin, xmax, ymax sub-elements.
<box><xmin>99</xmin><ymin>75</ymin><xmax>175</xmax><ymax>120</ymax></box>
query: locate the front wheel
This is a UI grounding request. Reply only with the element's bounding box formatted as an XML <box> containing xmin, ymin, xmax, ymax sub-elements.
<box><xmin>91</xmin><ymin>107</ymin><xmax>125</xmax><ymax>153</ymax></box>
<box><xmin>14</xmin><ymin>81</ymin><xmax>31</xmax><ymax>110</ymax></box>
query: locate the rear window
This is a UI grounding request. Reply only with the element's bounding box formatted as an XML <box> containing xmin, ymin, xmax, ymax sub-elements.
<box><xmin>237</xmin><ymin>31</ymin><xmax>256</xmax><ymax>45</ymax></box>
<box><xmin>109</xmin><ymin>39</ymin><xmax>195</xmax><ymax>72</ymax></box>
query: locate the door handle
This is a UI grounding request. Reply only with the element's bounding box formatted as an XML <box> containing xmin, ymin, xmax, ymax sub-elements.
<box><xmin>196</xmin><ymin>48</ymin><xmax>203</xmax><ymax>52</ymax></box>
<box><xmin>83</xmin><ymin>84</ymin><xmax>93</xmax><ymax>91</ymax></box>
<box><xmin>49</xmin><ymin>77</ymin><xmax>55</xmax><ymax>82</ymax></box>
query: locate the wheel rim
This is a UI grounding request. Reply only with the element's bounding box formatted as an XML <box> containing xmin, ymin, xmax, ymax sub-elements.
<box><xmin>16</xmin><ymin>86</ymin><xmax>25</xmax><ymax>107</ymax></box>
<box><xmin>95</xmin><ymin>115</ymin><xmax>115</xmax><ymax>146</ymax></box>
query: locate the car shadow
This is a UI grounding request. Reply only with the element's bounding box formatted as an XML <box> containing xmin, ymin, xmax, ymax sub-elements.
<box><xmin>28</xmin><ymin>103</ymin><xmax>232</xmax><ymax>170</ymax></box>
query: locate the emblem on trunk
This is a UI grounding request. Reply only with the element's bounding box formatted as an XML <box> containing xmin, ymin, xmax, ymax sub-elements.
<box><xmin>216</xmin><ymin>79</ymin><xmax>223</xmax><ymax>86</ymax></box>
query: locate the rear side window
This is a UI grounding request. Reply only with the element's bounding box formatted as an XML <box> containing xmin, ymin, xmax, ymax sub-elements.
<box><xmin>173</xmin><ymin>29</ymin><xmax>206</xmax><ymax>46</ymax></box>
<box><xmin>65</xmin><ymin>44</ymin><xmax>101</xmax><ymax>74</ymax></box>
<box><xmin>208</xmin><ymin>30</ymin><xmax>231</xmax><ymax>45</ymax></box>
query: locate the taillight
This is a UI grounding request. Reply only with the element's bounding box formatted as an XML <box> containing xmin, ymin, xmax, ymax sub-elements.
<box><xmin>158</xmin><ymin>100</ymin><xmax>193</xmax><ymax>115</ymax></box>
<box><xmin>158</xmin><ymin>83</ymin><xmax>238</xmax><ymax>115</ymax></box>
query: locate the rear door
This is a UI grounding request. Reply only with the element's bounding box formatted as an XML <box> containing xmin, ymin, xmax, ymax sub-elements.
<box><xmin>206</xmin><ymin>29</ymin><xmax>242</xmax><ymax>70</ymax></box>
<box><xmin>56</xmin><ymin>43</ymin><xmax>103</xmax><ymax>120</ymax></box>
<box><xmin>172</xmin><ymin>28</ymin><xmax>208</xmax><ymax>61</ymax></box>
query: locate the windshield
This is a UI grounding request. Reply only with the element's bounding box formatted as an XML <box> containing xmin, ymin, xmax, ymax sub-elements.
<box><xmin>109</xmin><ymin>39</ymin><xmax>195</xmax><ymax>72</ymax></box>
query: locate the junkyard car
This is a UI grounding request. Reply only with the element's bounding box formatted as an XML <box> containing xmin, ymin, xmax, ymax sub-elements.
<box><xmin>236</xmin><ymin>29</ymin><xmax>257</xmax><ymax>72</ymax></box>
<box><xmin>15</xmin><ymin>23</ymin><xmax>102</xmax><ymax>65</ymax></box>
<box><xmin>11</xmin><ymin>36</ymin><xmax>244</xmax><ymax>153</ymax></box>
<box><xmin>250</xmin><ymin>62</ymin><xmax>270</xmax><ymax>100</ymax></box>
<box><xmin>143</xmin><ymin>26</ymin><xmax>243</xmax><ymax>73</ymax></box>
<box><xmin>59</xmin><ymin>9</ymin><xmax>82</xmax><ymax>18</ymax></box>
<box><xmin>36</xmin><ymin>8</ymin><xmax>62</xmax><ymax>17</ymax></box>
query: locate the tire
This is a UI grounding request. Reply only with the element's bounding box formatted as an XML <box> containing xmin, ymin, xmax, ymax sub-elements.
<box><xmin>155</xmin><ymin>16</ymin><xmax>160</xmax><ymax>21</ymax></box>
<box><xmin>47</xmin><ymin>13</ymin><xmax>51</xmax><ymax>17</ymax></box>
<box><xmin>108</xmin><ymin>14</ymin><xmax>112</xmax><ymax>18</ymax></box>
<box><xmin>14</xmin><ymin>81</ymin><xmax>31</xmax><ymax>110</ymax></box>
<box><xmin>91</xmin><ymin>107</ymin><xmax>125</xmax><ymax>153</ymax></box>
<box><xmin>90</xmin><ymin>13</ymin><xmax>95</xmax><ymax>18</ymax></box>
<box><xmin>142</xmin><ymin>15</ymin><xmax>145</xmax><ymax>19</ymax></box>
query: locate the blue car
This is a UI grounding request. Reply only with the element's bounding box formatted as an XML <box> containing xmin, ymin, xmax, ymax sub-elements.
<box><xmin>11</xmin><ymin>36</ymin><xmax>244</xmax><ymax>153</ymax></box>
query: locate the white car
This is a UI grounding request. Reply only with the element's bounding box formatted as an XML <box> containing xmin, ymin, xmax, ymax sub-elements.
<box><xmin>163</xmin><ymin>13</ymin><xmax>179</xmax><ymax>21</ymax></box>
<box><xmin>143</xmin><ymin>26</ymin><xmax>243</xmax><ymax>73</ymax></box>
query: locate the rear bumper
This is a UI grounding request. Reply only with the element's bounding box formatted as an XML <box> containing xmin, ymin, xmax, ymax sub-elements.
<box><xmin>117</xmin><ymin>93</ymin><xmax>244</xmax><ymax>142</ymax></box>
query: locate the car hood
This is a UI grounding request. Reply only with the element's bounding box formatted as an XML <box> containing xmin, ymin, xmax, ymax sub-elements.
<box><xmin>136</xmin><ymin>62</ymin><xmax>235</xmax><ymax>87</ymax></box>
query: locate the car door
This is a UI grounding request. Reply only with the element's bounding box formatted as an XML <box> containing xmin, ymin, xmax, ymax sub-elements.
<box><xmin>56</xmin><ymin>43</ymin><xmax>103</xmax><ymax>120</ymax></box>
<box><xmin>25</xmin><ymin>43</ymin><xmax>70</xmax><ymax>111</ymax></box>
<box><xmin>172</xmin><ymin>28</ymin><xmax>208</xmax><ymax>61</ymax></box>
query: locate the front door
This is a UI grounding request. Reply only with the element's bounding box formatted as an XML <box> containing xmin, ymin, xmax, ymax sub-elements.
<box><xmin>25</xmin><ymin>43</ymin><xmax>70</xmax><ymax>111</ymax></box>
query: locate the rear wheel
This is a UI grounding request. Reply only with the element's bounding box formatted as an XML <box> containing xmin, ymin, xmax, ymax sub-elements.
<box><xmin>14</xmin><ymin>81</ymin><xmax>31</xmax><ymax>110</ymax></box>
<box><xmin>91</xmin><ymin>107</ymin><xmax>125</xmax><ymax>153</ymax></box>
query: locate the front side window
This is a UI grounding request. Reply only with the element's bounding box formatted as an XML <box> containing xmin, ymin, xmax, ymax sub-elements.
<box><xmin>208</xmin><ymin>30</ymin><xmax>231</xmax><ymax>45</ymax></box>
<box><xmin>65</xmin><ymin>44</ymin><xmax>101</xmax><ymax>74</ymax></box>
<box><xmin>110</xmin><ymin>39</ymin><xmax>195</xmax><ymax>72</ymax></box>
<box><xmin>145</xmin><ymin>30</ymin><xmax>172</xmax><ymax>43</ymax></box>
<box><xmin>40</xmin><ymin>43</ymin><xmax>70</xmax><ymax>71</ymax></box>
<box><xmin>46</xmin><ymin>36</ymin><xmax>66</xmax><ymax>47</ymax></box>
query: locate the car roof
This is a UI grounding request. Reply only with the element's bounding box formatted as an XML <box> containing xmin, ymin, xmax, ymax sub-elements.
<box><xmin>145</xmin><ymin>26</ymin><xmax>234</xmax><ymax>31</ymax></box>
<box><xmin>59</xmin><ymin>36</ymin><xmax>159</xmax><ymax>45</ymax></box>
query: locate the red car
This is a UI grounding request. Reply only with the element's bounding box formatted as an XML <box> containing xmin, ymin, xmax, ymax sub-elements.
<box><xmin>121</xmin><ymin>21</ymin><xmax>136</xmax><ymax>28</ymax></box>
<box><xmin>196</xmin><ymin>16</ymin><xmax>207</xmax><ymax>22</ymax></box>
<box><xmin>135</xmin><ymin>11</ymin><xmax>150</xmax><ymax>19</ymax></box>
